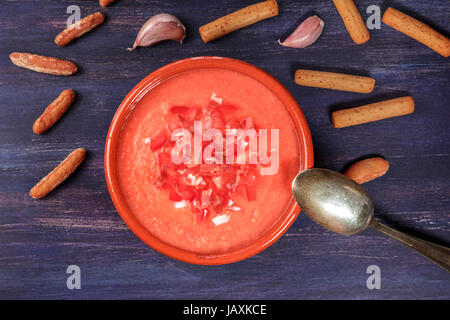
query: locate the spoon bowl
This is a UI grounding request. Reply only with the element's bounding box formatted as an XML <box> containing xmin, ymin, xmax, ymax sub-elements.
<box><xmin>292</xmin><ymin>168</ymin><xmax>373</xmax><ymax>235</ymax></box>
<box><xmin>292</xmin><ymin>168</ymin><xmax>450</xmax><ymax>272</ymax></box>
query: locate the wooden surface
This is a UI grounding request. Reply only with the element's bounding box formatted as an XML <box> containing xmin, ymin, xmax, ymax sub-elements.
<box><xmin>0</xmin><ymin>0</ymin><xmax>449</xmax><ymax>299</ymax></box>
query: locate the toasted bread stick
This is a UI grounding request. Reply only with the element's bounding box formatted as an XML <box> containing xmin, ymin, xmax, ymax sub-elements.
<box><xmin>29</xmin><ymin>148</ymin><xmax>86</xmax><ymax>199</ymax></box>
<box><xmin>199</xmin><ymin>0</ymin><xmax>278</xmax><ymax>43</ymax></box>
<box><xmin>55</xmin><ymin>12</ymin><xmax>105</xmax><ymax>46</ymax></box>
<box><xmin>344</xmin><ymin>158</ymin><xmax>389</xmax><ymax>184</ymax></box>
<box><xmin>33</xmin><ymin>89</ymin><xmax>76</xmax><ymax>135</ymax></box>
<box><xmin>332</xmin><ymin>96</ymin><xmax>415</xmax><ymax>128</ymax></box>
<box><xmin>295</xmin><ymin>69</ymin><xmax>375</xmax><ymax>93</ymax></box>
<box><xmin>9</xmin><ymin>52</ymin><xmax>77</xmax><ymax>76</ymax></box>
<box><xmin>332</xmin><ymin>0</ymin><xmax>370</xmax><ymax>44</ymax></box>
<box><xmin>382</xmin><ymin>7</ymin><xmax>450</xmax><ymax>58</ymax></box>
<box><xmin>99</xmin><ymin>0</ymin><xmax>115</xmax><ymax>7</ymax></box>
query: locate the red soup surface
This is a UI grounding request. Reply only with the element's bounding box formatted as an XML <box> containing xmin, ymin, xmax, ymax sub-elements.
<box><xmin>117</xmin><ymin>68</ymin><xmax>300</xmax><ymax>254</ymax></box>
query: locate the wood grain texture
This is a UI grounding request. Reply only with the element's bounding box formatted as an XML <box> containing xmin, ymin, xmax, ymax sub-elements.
<box><xmin>0</xmin><ymin>0</ymin><xmax>449</xmax><ymax>299</ymax></box>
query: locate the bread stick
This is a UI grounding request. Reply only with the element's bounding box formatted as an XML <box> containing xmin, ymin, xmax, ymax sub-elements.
<box><xmin>29</xmin><ymin>148</ymin><xmax>87</xmax><ymax>199</ymax></box>
<box><xmin>199</xmin><ymin>0</ymin><xmax>278</xmax><ymax>43</ymax></box>
<box><xmin>33</xmin><ymin>89</ymin><xmax>76</xmax><ymax>135</ymax></box>
<box><xmin>332</xmin><ymin>0</ymin><xmax>370</xmax><ymax>44</ymax></box>
<box><xmin>295</xmin><ymin>69</ymin><xmax>375</xmax><ymax>93</ymax></box>
<box><xmin>9</xmin><ymin>52</ymin><xmax>78</xmax><ymax>76</ymax></box>
<box><xmin>55</xmin><ymin>12</ymin><xmax>105</xmax><ymax>46</ymax></box>
<box><xmin>382</xmin><ymin>7</ymin><xmax>450</xmax><ymax>58</ymax></box>
<box><xmin>332</xmin><ymin>96</ymin><xmax>415</xmax><ymax>128</ymax></box>
<box><xmin>99</xmin><ymin>0</ymin><xmax>115</xmax><ymax>7</ymax></box>
<box><xmin>344</xmin><ymin>158</ymin><xmax>389</xmax><ymax>184</ymax></box>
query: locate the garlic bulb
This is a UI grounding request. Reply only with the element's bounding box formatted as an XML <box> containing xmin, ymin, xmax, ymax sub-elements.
<box><xmin>278</xmin><ymin>15</ymin><xmax>324</xmax><ymax>48</ymax></box>
<box><xmin>128</xmin><ymin>13</ymin><xmax>186</xmax><ymax>50</ymax></box>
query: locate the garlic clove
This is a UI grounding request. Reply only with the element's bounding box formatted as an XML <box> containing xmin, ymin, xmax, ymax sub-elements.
<box><xmin>128</xmin><ymin>13</ymin><xmax>186</xmax><ymax>50</ymax></box>
<box><xmin>278</xmin><ymin>15</ymin><xmax>324</xmax><ymax>48</ymax></box>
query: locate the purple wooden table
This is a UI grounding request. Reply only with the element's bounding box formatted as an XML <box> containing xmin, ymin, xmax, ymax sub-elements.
<box><xmin>0</xmin><ymin>0</ymin><xmax>449</xmax><ymax>299</ymax></box>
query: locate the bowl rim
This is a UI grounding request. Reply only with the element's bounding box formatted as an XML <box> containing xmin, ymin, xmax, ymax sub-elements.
<box><xmin>104</xmin><ymin>56</ymin><xmax>314</xmax><ymax>265</ymax></box>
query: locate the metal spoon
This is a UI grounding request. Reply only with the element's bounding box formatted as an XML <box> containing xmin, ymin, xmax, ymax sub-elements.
<box><xmin>292</xmin><ymin>168</ymin><xmax>450</xmax><ymax>272</ymax></box>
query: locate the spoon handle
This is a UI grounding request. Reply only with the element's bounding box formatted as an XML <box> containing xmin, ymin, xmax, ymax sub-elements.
<box><xmin>370</xmin><ymin>219</ymin><xmax>450</xmax><ymax>272</ymax></box>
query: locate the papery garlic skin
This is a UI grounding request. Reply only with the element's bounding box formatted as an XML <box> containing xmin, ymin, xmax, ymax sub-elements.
<box><xmin>128</xmin><ymin>13</ymin><xmax>186</xmax><ymax>50</ymax></box>
<box><xmin>278</xmin><ymin>16</ymin><xmax>324</xmax><ymax>48</ymax></box>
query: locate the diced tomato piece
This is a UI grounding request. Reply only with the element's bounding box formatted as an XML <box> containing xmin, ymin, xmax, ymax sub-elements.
<box><xmin>202</xmin><ymin>116</ymin><xmax>213</xmax><ymax>131</ymax></box>
<box><xmin>203</xmin><ymin>103</ymin><xmax>225</xmax><ymax>129</ymax></box>
<box><xmin>180</xmin><ymin>189</ymin><xmax>195</xmax><ymax>201</ymax></box>
<box><xmin>176</xmin><ymin>175</ymin><xmax>199</xmax><ymax>201</ymax></box>
<box><xmin>212</xmin><ymin>112</ymin><xmax>226</xmax><ymax>130</ymax></box>
<box><xmin>201</xmin><ymin>189</ymin><xmax>212</xmax><ymax>208</ymax></box>
<box><xmin>241</xmin><ymin>117</ymin><xmax>254</xmax><ymax>130</ymax></box>
<box><xmin>202</xmin><ymin>104</ymin><xmax>212</xmax><ymax>116</ymax></box>
<box><xmin>207</xmin><ymin>99</ymin><xmax>221</xmax><ymax>110</ymax></box>
<box><xmin>170</xmin><ymin>106</ymin><xmax>190</xmax><ymax>114</ymax></box>
<box><xmin>245</xmin><ymin>170</ymin><xmax>257</xmax><ymax>186</ymax></box>
<box><xmin>211</xmin><ymin>194</ymin><xmax>223</xmax><ymax>206</ymax></box>
<box><xmin>155</xmin><ymin>177</ymin><xmax>170</xmax><ymax>189</ymax></box>
<box><xmin>226</xmin><ymin>119</ymin><xmax>242</xmax><ymax>130</ymax></box>
<box><xmin>182</xmin><ymin>107</ymin><xmax>198</xmax><ymax>122</ymax></box>
<box><xmin>212</xmin><ymin>167</ymin><xmax>235</xmax><ymax>190</ymax></box>
<box><xmin>157</xmin><ymin>151</ymin><xmax>172</xmax><ymax>167</ymax></box>
<box><xmin>150</xmin><ymin>131</ymin><xmax>168</xmax><ymax>151</ymax></box>
<box><xmin>211</xmin><ymin>175</ymin><xmax>224</xmax><ymax>189</ymax></box>
<box><xmin>218</xmin><ymin>104</ymin><xmax>239</xmax><ymax>114</ymax></box>
<box><xmin>246</xmin><ymin>185</ymin><xmax>257</xmax><ymax>201</ymax></box>
<box><xmin>209</xmin><ymin>111</ymin><xmax>225</xmax><ymax>129</ymax></box>
<box><xmin>169</xmin><ymin>189</ymin><xmax>182</xmax><ymax>201</ymax></box>
<box><xmin>165</xmin><ymin>114</ymin><xmax>183</xmax><ymax>132</ymax></box>
<box><xmin>195</xmin><ymin>208</ymin><xmax>210</xmax><ymax>223</ymax></box>
<box><xmin>184</xmin><ymin>165</ymin><xmax>201</xmax><ymax>176</ymax></box>
<box><xmin>176</xmin><ymin>175</ymin><xmax>187</xmax><ymax>188</ymax></box>
<box><xmin>170</xmin><ymin>106</ymin><xmax>198</xmax><ymax>123</ymax></box>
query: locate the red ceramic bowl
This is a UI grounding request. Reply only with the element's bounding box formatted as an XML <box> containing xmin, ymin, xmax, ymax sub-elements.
<box><xmin>105</xmin><ymin>57</ymin><xmax>314</xmax><ymax>265</ymax></box>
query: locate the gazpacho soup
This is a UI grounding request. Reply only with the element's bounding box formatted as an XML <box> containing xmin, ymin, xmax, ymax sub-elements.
<box><xmin>116</xmin><ymin>67</ymin><xmax>300</xmax><ymax>254</ymax></box>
